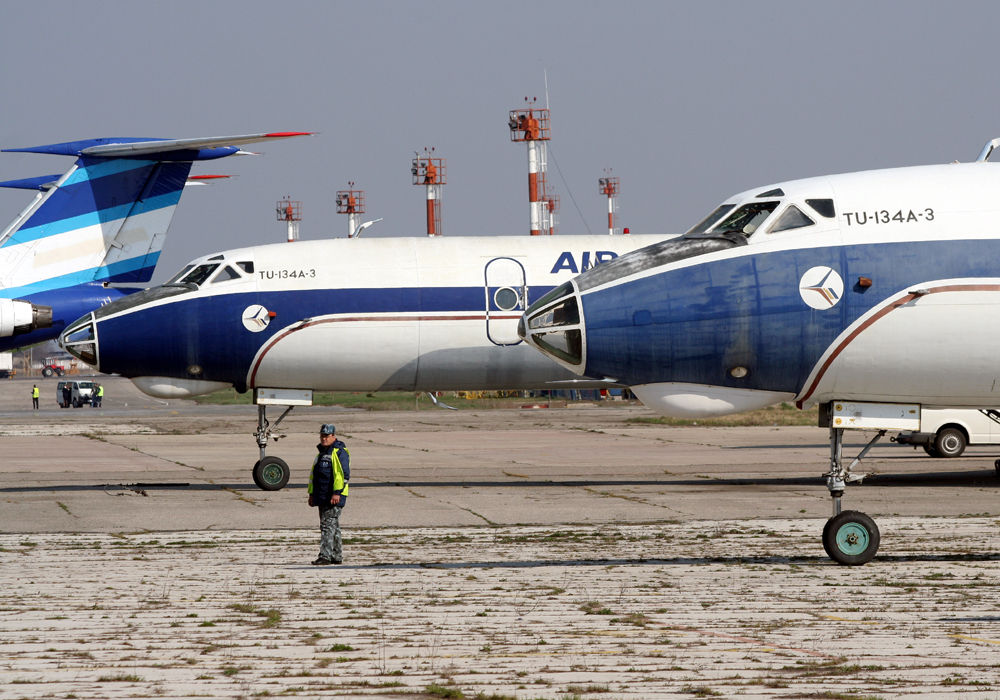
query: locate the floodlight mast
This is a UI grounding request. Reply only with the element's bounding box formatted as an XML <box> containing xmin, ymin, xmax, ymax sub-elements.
<box><xmin>598</xmin><ymin>169</ymin><xmax>621</xmax><ymax>235</ymax></box>
<box><xmin>335</xmin><ymin>182</ymin><xmax>367</xmax><ymax>238</ymax></box>
<box><xmin>509</xmin><ymin>97</ymin><xmax>553</xmax><ymax>235</ymax></box>
<box><xmin>411</xmin><ymin>147</ymin><xmax>445</xmax><ymax>236</ymax></box>
<box><xmin>276</xmin><ymin>196</ymin><xmax>302</xmax><ymax>242</ymax></box>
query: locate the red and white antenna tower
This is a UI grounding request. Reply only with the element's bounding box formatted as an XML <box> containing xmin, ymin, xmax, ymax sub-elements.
<box><xmin>598</xmin><ymin>170</ymin><xmax>622</xmax><ymax>235</ymax></box>
<box><xmin>545</xmin><ymin>192</ymin><xmax>560</xmax><ymax>235</ymax></box>
<box><xmin>276</xmin><ymin>196</ymin><xmax>301</xmax><ymax>242</ymax></box>
<box><xmin>509</xmin><ymin>97</ymin><xmax>552</xmax><ymax>235</ymax></box>
<box><xmin>335</xmin><ymin>182</ymin><xmax>366</xmax><ymax>238</ymax></box>
<box><xmin>411</xmin><ymin>147</ymin><xmax>445</xmax><ymax>236</ymax></box>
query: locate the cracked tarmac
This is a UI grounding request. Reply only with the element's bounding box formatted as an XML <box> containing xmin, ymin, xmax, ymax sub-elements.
<box><xmin>1</xmin><ymin>376</ymin><xmax>1000</xmax><ymax>698</ymax></box>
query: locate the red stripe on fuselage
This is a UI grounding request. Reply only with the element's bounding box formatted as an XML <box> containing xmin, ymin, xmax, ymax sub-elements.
<box><xmin>796</xmin><ymin>283</ymin><xmax>1000</xmax><ymax>407</ymax></box>
<box><xmin>247</xmin><ymin>313</ymin><xmax>521</xmax><ymax>388</ymax></box>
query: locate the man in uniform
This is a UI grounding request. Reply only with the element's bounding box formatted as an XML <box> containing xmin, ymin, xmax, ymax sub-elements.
<box><xmin>307</xmin><ymin>423</ymin><xmax>350</xmax><ymax>565</ymax></box>
<box><xmin>93</xmin><ymin>383</ymin><xmax>103</xmax><ymax>408</ymax></box>
<box><xmin>31</xmin><ymin>385</ymin><xmax>39</xmax><ymax>410</ymax></box>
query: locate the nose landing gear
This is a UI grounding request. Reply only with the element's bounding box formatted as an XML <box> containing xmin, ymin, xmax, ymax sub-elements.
<box><xmin>252</xmin><ymin>404</ymin><xmax>293</xmax><ymax>490</ymax></box>
<box><xmin>821</xmin><ymin>425</ymin><xmax>884</xmax><ymax>565</ymax></box>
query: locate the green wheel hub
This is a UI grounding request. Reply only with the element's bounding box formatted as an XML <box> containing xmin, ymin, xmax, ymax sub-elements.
<box><xmin>834</xmin><ymin>522</ymin><xmax>871</xmax><ymax>556</ymax></box>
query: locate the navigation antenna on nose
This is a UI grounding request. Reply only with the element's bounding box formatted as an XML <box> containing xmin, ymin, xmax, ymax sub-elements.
<box><xmin>276</xmin><ymin>196</ymin><xmax>301</xmax><ymax>242</ymax></box>
<box><xmin>977</xmin><ymin>137</ymin><xmax>1000</xmax><ymax>162</ymax></box>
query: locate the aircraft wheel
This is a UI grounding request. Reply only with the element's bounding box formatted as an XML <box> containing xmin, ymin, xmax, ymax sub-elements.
<box><xmin>933</xmin><ymin>428</ymin><xmax>966</xmax><ymax>458</ymax></box>
<box><xmin>922</xmin><ymin>444</ymin><xmax>940</xmax><ymax>457</ymax></box>
<box><xmin>821</xmin><ymin>518</ymin><xmax>834</xmax><ymax>559</ymax></box>
<box><xmin>253</xmin><ymin>456</ymin><xmax>290</xmax><ymax>491</ymax></box>
<box><xmin>823</xmin><ymin>510</ymin><xmax>880</xmax><ymax>566</ymax></box>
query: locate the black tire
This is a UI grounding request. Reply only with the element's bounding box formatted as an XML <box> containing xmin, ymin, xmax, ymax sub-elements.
<box><xmin>922</xmin><ymin>444</ymin><xmax>940</xmax><ymax>457</ymax></box>
<box><xmin>42</xmin><ymin>367</ymin><xmax>53</xmax><ymax>378</ymax></box>
<box><xmin>823</xmin><ymin>510</ymin><xmax>880</xmax><ymax>566</ymax></box>
<box><xmin>933</xmin><ymin>427</ymin><xmax>966</xmax><ymax>458</ymax></box>
<box><xmin>253</xmin><ymin>456</ymin><xmax>290</xmax><ymax>491</ymax></box>
<box><xmin>821</xmin><ymin>517</ymin><xmax>834</xmax><ymax>559</ymax></box>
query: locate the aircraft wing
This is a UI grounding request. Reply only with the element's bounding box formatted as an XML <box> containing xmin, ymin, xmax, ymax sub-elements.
<box><xmin>79</xmin><ymin>132</ymin><xmax>314</xmax><ymax>157</ymax></box>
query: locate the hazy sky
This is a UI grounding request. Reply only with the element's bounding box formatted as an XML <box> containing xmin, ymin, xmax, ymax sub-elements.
<box><xmin>2</xmin><ymin>0</ymin><xmax>999</xmax><ymax>282</ymax></box>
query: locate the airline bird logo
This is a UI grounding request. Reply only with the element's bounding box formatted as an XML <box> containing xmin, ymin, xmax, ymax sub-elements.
<box><xmin>242</xmin><ymin>304</ymin><xmax>271</xmax><ymax>332</ymax></box>
<box><xmin>799</xmin><ymin>266</ymin><xmax>844</xmax><ymax>310</ymax></box>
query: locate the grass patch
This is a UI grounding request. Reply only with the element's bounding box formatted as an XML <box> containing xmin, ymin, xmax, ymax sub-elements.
<box><xmin>228</xmin><ymin>603</ymin><xmax>282</xmax><ymax>628</ymax></box>
<box><xmin>626</xmin><ymin>402</ymin><xmax>819</xmax><ymax>426</ymax></box>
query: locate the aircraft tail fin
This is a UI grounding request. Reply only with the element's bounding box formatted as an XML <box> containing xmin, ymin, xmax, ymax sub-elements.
<box><xmin>0</xmin><ymin>132</ymin><xmax>310</xmax><ymax>294</ymax></box>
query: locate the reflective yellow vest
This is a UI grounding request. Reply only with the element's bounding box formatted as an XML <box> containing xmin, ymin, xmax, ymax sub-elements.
<box><xmin>308</xmin><ymin>447</ymin><xmax>349</xmax><ymax>497</ymax></box>
<box><xmin>32</xmin><ymin>387</ymin><xmax>39</xmax><ymax>398</ymax></box>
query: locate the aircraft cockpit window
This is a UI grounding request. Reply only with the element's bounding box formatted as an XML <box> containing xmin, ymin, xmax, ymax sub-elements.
<box><xmin>237</xmin><ymin>261</ymin><xmax>254</xmax><ymax>274</ymax></box>
<box><xmin>211</xmin><ymin>265</ymin><xmax>242</xmax><ymax>283</ymax></box>
<box><xmin>534</xmin><ymin>329</ymin><xmax>583</xmax><ymax>366</ymax></box>
<box><xmin>522</xmin><ymin>284</ymin><xmax>584</xmax><ymax>366</ymax></box>
<box><xmin>527</xmin><ymin>296</ymin><xmax>580</xmax><ymax>330</ymax></box>
<box><xmin>164</xmin><ymin>265</ymin><xmax>194</xmax><ymax>286</ymax></box>
<box><xmin>768</xmin><ymin>204</ymin><xmax>815</xmax><ymax>234</ymax></box>
<box><xmin>710</xmin><ymin>201</ymin><xmax>779</xmax><ymax>236</ymax></box>
<box><xmin>178</xmin><ymin>263</ymin><xmax>220</xmax><ymax>287</ymax></box>
<box><xmin>685</xmin><ymin>204</ymin><xmax>735</xmax><ymax>234</ymax></box>
<box><xmin>806</xmin><ymin>198</ymin><xmax>836</xmax><ymax>218</ymax></box>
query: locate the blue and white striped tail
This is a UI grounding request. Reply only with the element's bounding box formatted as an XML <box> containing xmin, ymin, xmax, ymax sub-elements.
<box><xmin>0</xmin><ymin>152</ymin><xmax>192</xmax><ymax>296</ymax></box>
<box><xmin>0</xmin><ymin>131</ymin><xmax>311</xmax><ymax>348</ymax></box>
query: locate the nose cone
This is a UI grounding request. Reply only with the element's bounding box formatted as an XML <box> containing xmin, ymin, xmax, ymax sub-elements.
<box><xmin>60</xmin><ymin>313</ymin><xmax>98</xmax><ymax>368</ymax></box>
<box><xmin>519</xmin><ymin>281</ymin><xmax>586</xmax><ymax>374</ymax></box>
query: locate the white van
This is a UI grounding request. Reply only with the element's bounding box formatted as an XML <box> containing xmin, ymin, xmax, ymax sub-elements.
<box><xmin>55</xmin><ymin>380</ymin><xmax>96</xmax><ymax>408</ymax></box>
<box><xmin>893</xmin><ymin>408</ymin><xmax>1000</xmax><ymax>457</ymax></box>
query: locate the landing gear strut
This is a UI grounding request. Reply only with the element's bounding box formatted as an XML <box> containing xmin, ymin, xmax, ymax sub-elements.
<box><xmin>252</xmin><ymin>404</ymin><xmax>294</xmax><ymax>490</ymax></box>
<box><xmin>822</xmin><ymin>426</ymin><xmax>882</xmax><ymax>565</ymax></box>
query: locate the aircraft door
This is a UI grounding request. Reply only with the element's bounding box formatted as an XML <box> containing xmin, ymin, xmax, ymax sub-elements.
<box><xmin>484</xmin><ymin>257</ymin><xmax>527</xmax><ymax>346</ymax></box>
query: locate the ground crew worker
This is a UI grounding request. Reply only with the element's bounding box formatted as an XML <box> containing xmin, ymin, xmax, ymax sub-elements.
<box><xmin>93</xmin><ymin>383</ymin><xmax>103</xmax><ymax>408</ymax></box>
<box><xmin>31</xmin><ymin>385</ymin><xmax>39</xmax><ymax>410</ymax></box>
<box><xmin>307</xmin><ymin>423</ymin><xmax>350</xmax><ymax>565</ymax></box>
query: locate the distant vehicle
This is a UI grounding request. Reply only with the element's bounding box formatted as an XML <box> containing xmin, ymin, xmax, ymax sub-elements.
<box><xmin>41</xmin><ymin>364</ymin><xmax>65</xmax><ymax>378</ymax></box>
<box><xmin>56</xmin><ymin>380</ymin><xmax>95</xmax><ymax>408</ymax></box>
<box><xmin>0</xmin><ymin>352</ymin><xmax>13</xmax><ymax>379</ymax></box>
<box><xmin>893</xmin><ymin>408</ymin><xmax>1000</xmax><ymax>458</ymax></box>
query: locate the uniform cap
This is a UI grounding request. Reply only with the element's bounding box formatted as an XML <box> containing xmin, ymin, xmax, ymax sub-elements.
<box><xmin>320</xmin><ymin>424</ymin><xmax>336</xmax><ymax>435</ymax></box>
